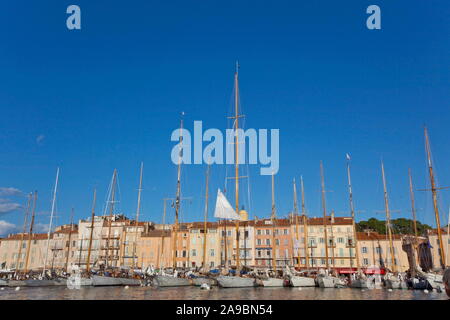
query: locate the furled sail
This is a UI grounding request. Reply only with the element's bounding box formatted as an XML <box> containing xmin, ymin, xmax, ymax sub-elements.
<box><xmin>214</xmin><ymin>189</ymin><xmax>240</xmax><ymax>220</ymax></box>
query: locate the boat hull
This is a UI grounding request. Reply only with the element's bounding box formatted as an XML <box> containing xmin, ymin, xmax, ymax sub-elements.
<box><xmin>290</xmin><ymin>276</ymin><xmax>316</xmax><ymax>287</ymax></box>
<box><xmin>350</xmin><ymin>279</ymin><xmax>368</xmax><ymax>289</ymax></box>
<box><xmin>259</xmin><ymin>278</ymin><xmax>284</xmax><ymax>287</ymax></box>
<box><xmin>154</xmin><ymin>275</ymin><xmax>191</xmax><ymax>287</ymax></box>
<box><xmin>317</xmin><ymin>276</ymin><xmax>337</xmax><ymax>288</ymax></box>
<box><xmin>7</xmin><ymin>280</ymin><xmax>27</xmax><ymax>287</ymax></box>
<box><xmin>0</xmin><ymin>279</ymin><xmax>7</xmax><ymax>286</ymax></box>
<box><xmin>91</xmin><ymin>275</ymin><xmax>123</xmax><ymax>286</ymax></box>
<box><xmin>192</xmin><ymin>277</ymin><xmax>217</xmax><ymax>286</ymax></box>
<box><xmin>25</xmin><ymin>279</ymin><xmax>67</xmax><ymax>287</ymax></box>
<box><xmin>120</xmin><ymin>278</ymin><xmax>142</xmax><ymax>286</ymax></box>
<box><xmin>217</xmin><ymin>276</ymin><xmax>255</xmax><ymax>288</ymax></box>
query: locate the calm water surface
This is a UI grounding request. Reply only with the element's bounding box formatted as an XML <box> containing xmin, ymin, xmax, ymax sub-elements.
<box><xmin>0</xmin><ymin>286</ymin><xmax>447</xmax><ymax>300</ymax></box>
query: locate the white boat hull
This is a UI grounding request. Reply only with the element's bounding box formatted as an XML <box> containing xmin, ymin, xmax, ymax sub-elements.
<box><xmin>192</xmin><ymin>277</ymin><xmax>217</xmax><ymax>286</ymax></box>
<box><xmin>0</xmin><ymin>279</ymin><xmax>7</xmax><ymax>286</ymax></box>
<box><xmin>92</xmin><ymin>275</ymin><xmax>123</xmax><ymax>286</ymax></box>
<box><xmin>154</xmin><ymin>275</ymin><xmax>191</xmax><ymax>287</ymax></box>
<box><xmin>258</xmin><ymin>278</ymin><xmax>284</xmax><ymax>287</ymax></box>
<box><xmin>317</xmin><ymin>276</ymin><xmax>337</xmax><ymax>288</ymax></box>
<box><xmin>217</xmin><ymin>276</ymin><xmax>255</xmax><ymax>288</ymax></box>
<box><xmin>290</xmin><ymin>276</ymin><xmax>316</xmax><ymax>287</ymax></box>
<box><xmin>350</xmin><ymin>279</ymin><xmax>369</xmax><ymax>289</ymax></box>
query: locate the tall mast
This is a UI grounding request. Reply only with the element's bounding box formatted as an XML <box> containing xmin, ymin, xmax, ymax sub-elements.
<box><xmin>271</xmin><ymin>172</ymin><xmax>277</xmax><ymax>272</ymax></box>
<box><xmin>202</xmin><ymin>164</ymin><xmax>210</xmax><ymax>270</ymax></box>
<box><xmin>16</xmin><ymin>193</ymin><xmax>31</xmax><ymax>274</ymax></box>
<box><xmin>133</xmin><ymin>162</ymin><xmax>144</xmax><ymax>268</ymax></box>
<box><xmin>43</xmin><ymin>167</ymin><xmax>60</xmax><ymax>277</ymax></box>
<box><xmin>381</xmin><ymin>162</ymin><xmax>396</xmax><ymax>273</ymax></box>
<box><xmin>24</xmin><ymin>191</ymin><xmax>37</xmax><ymax>273</ymax></box>
<box><xmin>86</xmin><ymin>189</ymin><xmax>96</xmax><ymax>273</ymax></box>
<box><xmin>160</xmin><ymin>198</ymin><xmax>170</xmax><ymax>270</ymax></box>
<box><xmin>65</xmin><ymin>208</ymin><xmax>75</xmax><ymax>272</ymax></box>
<box><xmin>293</xmin><ymin>178</ymin><xmax>300</xmax><ymax>269</ymax></box>
<box><xmin>234</xmin><ymin>62</ymin><xmax>241</xmax><ymax>269</ymax></box>
<box><xmin>300</xmin><ymin>176</ymin><xmax>309</xmax><ymax>269</ymax></box>
<box><xmin>106</xmin><ymin>169</ymin><xmax>117</xmax><ymax>268</ymax></box>
<box><xmin>424</xmin><ymin>127</ymin><xmax>446</xmax><ymax>269</ymax></box>
<box><xmin>172</xmin><ymin>116</ymin><xmax>184</xmax><ymax>269</ymax></box>
<box><xmin>346</xmin><ymin>155</ymin><xmax>360</xmax><ymax>272</ymax></box>
<box><xmin>320</xmin><ymin>161</ymin><xmax>330</xmax><ymax>270</ymax></box>
<box><xmin>408</xmin><ymin>168</ymin><xmax>420</xmax><ymax>268</ymax></box>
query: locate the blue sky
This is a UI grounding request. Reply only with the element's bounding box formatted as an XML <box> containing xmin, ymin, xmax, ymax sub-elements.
<box><xmin>0</xmin><ymin>1</ymin><xmax>449</xmax><ymax>235</ymax></box>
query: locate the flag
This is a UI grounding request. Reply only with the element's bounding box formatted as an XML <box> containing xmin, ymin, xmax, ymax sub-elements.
<box><xmin>346</xmin><ymin>153</ymin><xmax>351</xmax><ymax>160</ymax></box>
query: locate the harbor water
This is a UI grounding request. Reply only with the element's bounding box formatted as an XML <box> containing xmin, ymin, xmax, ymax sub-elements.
<box><xmin>0</xmin><ymin>286</ymin><xmax>447</xmax><ymax>300</ymax></box>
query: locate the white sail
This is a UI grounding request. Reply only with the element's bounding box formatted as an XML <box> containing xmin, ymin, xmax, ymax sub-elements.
<box><xmin>214</xmin><ymin>189</ymin><xmax>240</xmax><ymax>220</ymax></box>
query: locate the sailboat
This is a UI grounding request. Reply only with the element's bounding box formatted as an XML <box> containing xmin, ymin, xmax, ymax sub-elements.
<box><xmin>345</xmin><ymin>155</ymin><xmax>368</xmax><ymax>289</ymax></box>
<box><xmin>154</xmin><ymin>116</ymin><xmax>191</xmax><ymax>288</ymax></box>
<box><xmin>215</xmin><ymin>189</ymin><xmax>255</xmax><ymax>288</ymax></box>
<box><xmin>316</xmin><ymin>161</ymin><xmax>340</xmax><ymax>288</ymax></box>
<box><xmin>289</xmin><ymin>177</ymin><xmax>316</xmax><ymax>287</ymax></box>
<box><xmin>191</xmin><ymin>165</ymin><xmax>217</xmax><ymax>287</ymax></box>
<box><xmin>214</xmin><ymin>64</ymin><xmax>255</xmax><ymax>289</ymax></box>
<box><xmin>25</xmin><ymin>169</ymin><xmax>67</xmax><ymax>287</ymax></box>
<box><xmin>258</xmin><ymin>173</ymin><xmax>284</xmax><ymax>287</ymax></box>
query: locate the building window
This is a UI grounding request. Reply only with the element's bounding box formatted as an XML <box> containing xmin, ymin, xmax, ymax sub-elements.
<box><xmin>257</xmin><ymin>239</ymin><xmax>262</xmax><ymax>245</ymax></box>
<box><xmin>210</xmin><ymin>249</ymin><xmax>215</xmax><ymax>257</ymax></box>
<box><xmin>362</xmin><ymin>247</ymin><xmax>368</xmax><ymax>254</ymax></box>
<box><xmin>257</xmin><ymin>230</ymin><xmax>261</xmax><ymax>235</ymax></box>
<box><xmin>191</xmin><ymin>249</ymin><xmax>196</xmax><ymax>257</ymax></box>
<box><xmin>363</xmin><ymin>258</ymin><xmax>369</xmax><ymax>265</ymax></box>
<box><xmin>337</xmin><ymin>237</ymin><xmax>344</xmax><ymax>244</ymax></box>
<box><xmin>265</xmin><ymin>229</ymin><xmax>270</xmax><ymax>235</ymax></box>
<box><xmin>376</xmin><ymin>247</ymin><xmax>382</xmax><ymax>254</ymax></box>
<box><xmin>275</xmin><ymin>239</ymin><xmax>280</xmax><ymax>246</ymax></box>
<box><xmin>266</xmin><ymin>239</ymin><xmax>270</xmax><ymax>245</ymax></box>
<box><xmin>257</xmin><ymin>250</ymin><xmax>261</xmax><ymax>257</ymax></box>
<box><xmin>284</xmin><ymin>229</ymin><xmax>288</xmax><ymax>235</ymax></box>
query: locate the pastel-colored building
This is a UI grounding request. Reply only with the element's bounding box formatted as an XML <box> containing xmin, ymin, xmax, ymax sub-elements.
<box><xmin>427</xmin><ymin>228</ymin><xmax>450</xmax><ymax>269</ymax></box>
<box><xmin>356</xmin><ymin>230</ymin><xmax>409</xmax><ymax>272</ymax></box>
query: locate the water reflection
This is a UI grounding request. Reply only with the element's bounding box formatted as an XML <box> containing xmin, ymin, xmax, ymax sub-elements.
<box><xmin>0</xmin><ymin>286</ymin><xmax>446</xmax><ymax>300</ymax></box>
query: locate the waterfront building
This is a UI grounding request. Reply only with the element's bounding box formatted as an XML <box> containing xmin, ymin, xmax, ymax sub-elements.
<box><xmin>427</xmin><ymin>228</ymin><xmax>449</xmax><ymax>269</ymax></box>
<box><xmin>356</xmin><ymin>230</ymin><xmax>409</xmax><ymax>272</ymax></box>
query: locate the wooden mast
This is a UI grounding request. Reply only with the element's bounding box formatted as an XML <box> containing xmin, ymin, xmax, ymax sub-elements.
<box><xmin>202</xmin><ymin>164</ymin><xmax>210</xmax><ymax>271</ymax></box>
<box><xmin>300</xmin><ymin>176</ymin><xmax>309</xmax><ymax>269</ymax></box>
<box><xmin>43</xmin><ymin>167</ymin><xmax>60</xmax><ymax>277</ymax></box>
<box><xmin>270</xmin><ymin>172</ymin><xmax>277</xmax><ymax>272</ymax></box>
<box><xmin>293</xmin><ymin>178</ymin><xmax>300</xmax><ymax>269</ymax></box>
<box><xmin>24</xmin><ymin>191</ymin><xmax>37</xmax><ymax>273</ymax></box>
<box><xmin>424</xmin><ymin>127</ymin><xmax>446</xmax><ymax>269</ymax></box>
<box><xmin>172</xmin><ymin>116</ymin><xmax>184</xmax><ymax>269</ymax></box>
<box><xmin>16</xmin><ymin>193</ymin><xmax>31</xmax><ymax>274</ymax></box>
<box><xmin>106</xmin><ymin>169</ymin><xmax>117</xmax><ymax>268</ymax></box>
<box><xmin>133</xmin><ymin>162</ymin><xmax>144</xmax><ymax>269</ymax></box>
<box><xmin>86</xmin><ymin>189</ymin><xmax>96</xmax><ymax>273</ymax></box>
<box><xmin>65</xmin><ymin>208</ymin><xmax>75</xmax><ymax>272</ymax></box>
<box><xmin>233</xmin><ymin>62</ymin><xmax>241</xmax><ymax>269</ymax></box>
<box><xmin>381</xmin><ymin>161</ymin><xmax>397</xmax><ymax>273</ymax></box>
<box><xmin>160</xmin><ymin>198</ymin><xmax>170</xmax><ymax>270</ymax></box>
<box><xmin>408</xmin><ymin>168</ymin><xmax>420</xmax><ymax>268</ymax></box>
<box><xmin>320</xmin><ymin>161</ymin><xmax>330</xmax><ymax>270</ymax></box>
<box><xmin>346</xmin><ymin>155</ymin><xmax>360</xmax><ymax>272</ymax></box>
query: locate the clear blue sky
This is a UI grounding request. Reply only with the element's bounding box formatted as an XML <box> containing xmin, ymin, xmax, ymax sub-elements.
<box><xmin>0</xmin><ymin>1</ymin><xmax>449</xmax><ymax>236</ymax></box>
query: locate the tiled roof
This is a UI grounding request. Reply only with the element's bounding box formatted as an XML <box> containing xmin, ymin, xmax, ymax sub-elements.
<box><xmin>356</xmin><ymin>231</ymin><xmax>403</xmax><ymax>241</ymax></box>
